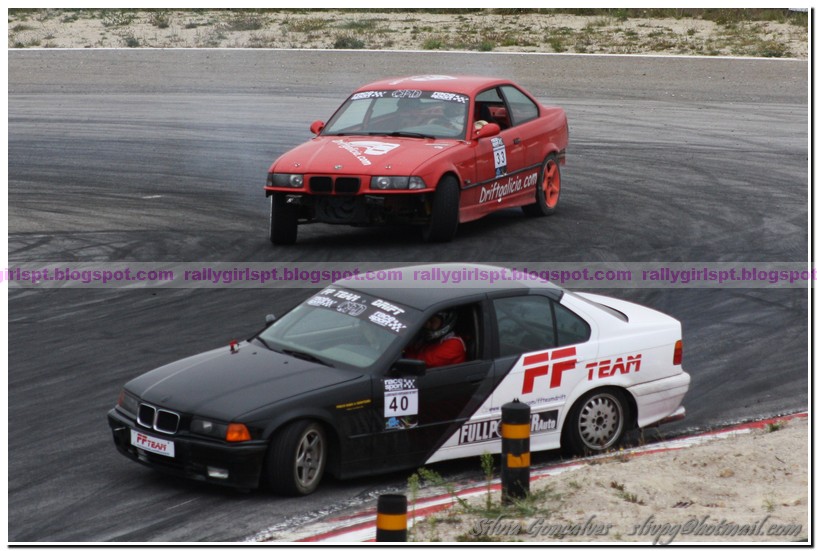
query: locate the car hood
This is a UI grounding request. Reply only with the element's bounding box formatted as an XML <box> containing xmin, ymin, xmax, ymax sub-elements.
<box><xmin>125</xmin><ymin>342</ymin><xmax>363</xmax><ymax>420</ymax></box>
<box><xmin>271</xmin><ymin>135</ymin><xmax>460</xmax><ymax>176</ymax></box>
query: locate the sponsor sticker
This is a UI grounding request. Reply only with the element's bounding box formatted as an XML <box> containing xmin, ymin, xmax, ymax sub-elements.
<box><xmin>478</xmin><ymin>170</ymin><xmax>538</xmax><ymax>204</ymax></box>
<box><xmin>384</xmin><ymin>378</ymin><xmax>418</xmax><ymax>417</ymax></box>
<box><xmin>307</xmin><ymin>288</ymin><xmax>412</xmax><ymax>334</ymax></box>
<box><xmin>351</xmin><ymin>91</ymin><xmax>386</xmax><ymax>100</ymax></box>
<box><xmin>458</xmin><ymin>410</ymin><xmax>559</xmax><ymax>445</ymax></box>
<box><xmin>335</xmin><ymin>398</ymin><xmax>372</xmax><ymax>410</ymax></box>
<box><xmin>586</xmin><ymin>354</ymin><xmax>642</xmax><ymax>381</ymax></box>
<box><xmin>307</xmin><ymin>296</ymin><xmax>337</xmax><ymax>308</ymax></box>
<box><xmin>337</xmin><ymin>301</ymin><xmax>367</xmax><ymax>316</ymax></box>
<box><xmin>332</xmin><ymin>139</ymin><xmax>399</xmax><ymax>166</ymax></box>
<box><xmin>369</xmin><ymin>311</ymin><xmax>407</xmax><ymax>333</ymax></box>
<box><xmin>491</xmin><ymin>136</ymin><xmax>507</xmax><ymax>177</ymax></box>
<box><xmin>430</xmin><ymin>91</ymin><xmax>469</xmax><ymax>104</ymax></box>
<box><xmin>391</xmin><ymin>89</ymin><xmax>423</xmax><ymax>99</ymax></box>
<box><xmin>521</xmin><ymin>347</ymin><xmax>578</xmax><ymax>393</ymax></box>
<box><xmin>131</xmin><ymin>429</ymin><xmax>175</xmax><ymax>458</ymax></box>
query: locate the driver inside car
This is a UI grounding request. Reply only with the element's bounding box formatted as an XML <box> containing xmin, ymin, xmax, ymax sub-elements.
<box><xmin>404</xmin><ymin>310</ymin><xmax>466</xmax><ymax>368</ymax></box>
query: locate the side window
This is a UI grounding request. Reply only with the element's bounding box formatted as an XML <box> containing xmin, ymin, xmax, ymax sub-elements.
<box><xmin>404</xmin><ymin>303</ymin><xmax>482</xmax><ymax>368</ymax></box>
<box><xmin>554</xmin><ymin>302</ymin><xmax>591</xmax><ymax>346</ymax></box>
<box><xmin>474</xmin><ymin>87</ymin><xmax>510</xmax><ymax>130</ymax></box>
<box><xmin>493</xmin><ymin>296</ymin><xmax>555</xmax><ymax>357</ymax></box>
<box><xmin>500</xmin><ymin>85</ymin><xmax>539</xmax><ymax>126</ymax></box>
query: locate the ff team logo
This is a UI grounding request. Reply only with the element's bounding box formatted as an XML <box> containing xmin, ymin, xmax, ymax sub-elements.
<box><xmin>521</xmin><ymin>347</ymin><xmax>577</xmax><ymax>394</ymax></box>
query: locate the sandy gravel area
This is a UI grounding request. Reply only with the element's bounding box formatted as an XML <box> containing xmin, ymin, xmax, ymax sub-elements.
<box><xmin>411</xmin><ymin>416</ymin><xmax>810</xmax><ymax>543</ymax></box>
<box><xmin>8</xmin><ymin>9</ymin><xmax>809</xmax><ymax>59</ymax></box>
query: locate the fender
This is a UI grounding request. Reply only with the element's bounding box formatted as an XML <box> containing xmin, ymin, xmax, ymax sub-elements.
<box><xmin>259</xmin><ymin>405</ymin><xmax>340</xmax><ymax>441</ymax></box>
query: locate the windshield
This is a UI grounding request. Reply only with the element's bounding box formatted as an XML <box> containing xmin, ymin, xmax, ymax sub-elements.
<box><xmin>322</xmin><ymin>90</ymin><xmax>470</xmax><ymax>140</ymax></box>
<box><xmin>257</xmin><ymin>288</ymin><xmax>420</xmax><ymax>369</ymax></box>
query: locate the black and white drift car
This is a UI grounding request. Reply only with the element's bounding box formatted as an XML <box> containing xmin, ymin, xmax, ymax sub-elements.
<box><xmin>108</xmin><ymin>264</ymin><xmax>690</xmax><ymax>495</ymax></box>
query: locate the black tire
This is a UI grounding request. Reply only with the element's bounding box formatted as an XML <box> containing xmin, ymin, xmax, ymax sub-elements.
<box><xmin>422</xmin><ymin>175</ymin><xmax>459</xmax><ymax>242</ymax></box>
<box><xmin>562</xmin><ymin>388</ymin><xmax>629</xmax><ymax>456</ymax></box>
<box><xmin>266</xmin><ymin>420</ymin><xmax>327</xmax><ymax>496</ymax></box>
<box><xmin>522</xmin><ymin>154</ymin><xmax>560</xmax><ymax>217</ymax></box>
<box><xmin>269</xmin><ymin>194</ymin><xmax>298</xmax><ymax>245</ymax></box>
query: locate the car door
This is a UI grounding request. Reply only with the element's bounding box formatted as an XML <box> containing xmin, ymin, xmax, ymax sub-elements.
<box><xmin>487</xmin><ymin>293</ymin><xmax>598</xmax><ymax>451</ymax></box>
<box><xmin>499</xmin><ymin>84</ymin><xmax>545</xmax><ymax>168</ymax></box>
<box><xmin>458</xmin><ymin>87</ymin><xmax>525</xmax><ymax>217</ymax></box>
<box><xmin>369</xmin><ymin>302</ymin><xmax>496</xmax><ymax>471</ymax></box>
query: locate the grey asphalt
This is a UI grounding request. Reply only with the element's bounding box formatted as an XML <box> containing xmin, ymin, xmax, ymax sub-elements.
<box><xmin>8</xmin><ymin>50</ymin><xmax>808</xmax><ymax>542</ymax></box>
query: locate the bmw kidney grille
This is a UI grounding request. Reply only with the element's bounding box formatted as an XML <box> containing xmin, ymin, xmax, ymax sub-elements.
<box><xmin>137</xmin><ymin>403</ymin><xmax>180</xmax><ymax>434</ymax></box>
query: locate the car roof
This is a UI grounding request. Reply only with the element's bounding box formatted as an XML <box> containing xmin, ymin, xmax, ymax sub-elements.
<box><xmin>356</xmin><ymin>75</ymin><xmax>514</xmax><ymax>96</ymax></box>
<box><xmin>337</xmin><ymin>263</ymin><xmax>564</xmax><ymax>311</ymax></box>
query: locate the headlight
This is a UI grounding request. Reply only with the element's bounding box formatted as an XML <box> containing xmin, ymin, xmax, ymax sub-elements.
<box><xmin>190</xmin><ymin>418</ymin><xmax>252</xmax><ymax>442</ymax></box>
<box><xmin>268</xmin><ymin>173</ymin><xmax>304</xmax><ymax>188</ymax></box>
<box><xmin>371</xmin><ymin>176</ymin><xmax>426</xmax><ymax>190</ymax></box>
<box><xmin>117</xmin><ymin>390</ymin><xmax>139</xmax><ymax>416</ymax></box>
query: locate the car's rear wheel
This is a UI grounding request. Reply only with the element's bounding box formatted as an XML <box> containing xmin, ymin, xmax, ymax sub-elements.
<box><xmin>562</xmin><ymin>388</ymin><xmax>629</xmax><ymax>455</ymax></box>
<box><xmin>522</xmin><ymin>154</ymin><xmax>560</xmax><ymax>217</ymax></box>
<box><xmin>269</xmin><ymin>194</ymin><xmax>298</xmax><ymax>245</ymax></box>
<box><xmin>266</xmin><ymin>420</ymin><xmax>327</xmax><ymax>496</ymax></box>
<box><xmin>422</xmin><ymin>175</ymin><xmax>459</xmax><ymax>242</ymax></box>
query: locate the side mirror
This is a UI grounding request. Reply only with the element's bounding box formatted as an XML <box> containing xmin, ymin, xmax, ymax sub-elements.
<box><xmin>310</xmin><ymin>120</ymin><xmax>325</xmax><ymax>135</ymax></box>
<box><xmin>474</xmin><ymin>122</ymin><xmax>500</xmax><ymax>140</ymax></box>
<box><xmin>265</xmin><ymin>314</ymin><xmax>277</xmax><ymax>327</ymax></box>
<box><xmin>391</xmin><ymin>358</ymin><xmax>426</xmax><ymax>377</ymax></box>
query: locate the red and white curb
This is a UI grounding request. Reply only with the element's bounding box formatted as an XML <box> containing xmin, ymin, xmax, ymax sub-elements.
<box><xmin>256</xmin><ymin>412</ymin><xmax>808</xmax><ymax>542</ymax></box>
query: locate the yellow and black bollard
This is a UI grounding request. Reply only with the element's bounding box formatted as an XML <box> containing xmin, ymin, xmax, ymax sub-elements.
<box><xmin>375</xmin><ymin>493</ymin><xmax>408</xmax><ymax>542</ymax></box>
<box><xmin>501</xmin><ymin>399</ymin><xmax>531</xmax><ymax>505</ymax></box>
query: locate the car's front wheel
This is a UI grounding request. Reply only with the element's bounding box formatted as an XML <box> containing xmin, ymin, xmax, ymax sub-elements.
<box><xmin>269</xmin><ymin>194</ymin><xmax>298</xmax><ymax>245</ymax></box>
<box><xmin>422</xmin><ymin>175</ymin><xmax>459</xmax><ymax>242</ymax></box>
<box><xmin>562</xmin><ymin>388</ymin><xmax>629</xmax><ymax>455</ymax></box>
<box><xmin>522</xmin><ymin>153</ymin><xmax>560</xmax><ymax>217</ymax></box>
<box><xmin>266</xmin><ymin>420</ymin><xmax>327</xmax><ymax>496</ymax></box>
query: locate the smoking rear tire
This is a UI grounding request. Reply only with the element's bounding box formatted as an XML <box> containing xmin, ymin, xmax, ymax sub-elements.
<box><xmin>266</xmin><ymin>420</ymin><xmax>327</xmax><ymax>496</ymax></box>
<box><xmin>562</xmin><ymin>388</ymin><xmax>629</xmax><ymax>456</ymax></box>
<box><xmin>269</xmin><ymin>194</ymin><xmax>298</xmax><ymax>245</ymax></box>
<box><xmin>522</xmin><ymin>154</ymin><xmax>560</xmax><ymax>217</ymax></box>
<box><xmin>422</xmin><ymin>176</ymin><xmax>459</xmax><ymax>242</ymax></box>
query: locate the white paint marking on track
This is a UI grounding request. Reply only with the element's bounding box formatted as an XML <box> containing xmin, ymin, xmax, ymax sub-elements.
<box><xmin>10</xmin><ymin>48</ymin><xmax>806</xmax><ymax>62</ymax></box>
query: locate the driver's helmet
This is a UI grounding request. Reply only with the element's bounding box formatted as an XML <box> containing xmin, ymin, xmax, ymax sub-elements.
<box><xmin>423</xmin><ymin>310</ymin><xmax>458</xmax><ymax>342</ymax></box>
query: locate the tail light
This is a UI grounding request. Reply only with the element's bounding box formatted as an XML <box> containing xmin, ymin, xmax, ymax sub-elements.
<box><xmin>673</xmin><ymin>340</ymin><xmax>683</xmax><ymax>365</ymax></box>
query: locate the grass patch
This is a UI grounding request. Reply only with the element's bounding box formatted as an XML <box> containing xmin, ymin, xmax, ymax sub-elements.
<box><xmin>422</xmin><ymin>36</ymin><xmax>445</xmax><ymax>49</ymax></box>
<box><xmin>226</xmin><ymin>12</ymin><xmax>266</xmax><ymax>31</ymax></box>
<box><xmin>147</xmin><ymin>10</ymin><xmax>171</xmax><ymax>29</ymax></box>
<box><xmin>548</xmin><ymin>36</ymin><xmax>566</xmax><ymax>52</ymax></box>
<box><xmin>338</xmin><ymin>18</ymin><xmax>379</xmax><ymax>31</ymax></box>
<box><xmin>121</xmin><ymin>33</ymin><xmax>140</xmax><ymax>47</ymax></box>
<box><xmin>100</xmin><ymin>9</ymin><xmax>136</xmax><ymax>27</ymax></box>
<box><xmin>285</xmin><ymin>17</ymin><xmax>328</xmax><ymax>33</ymax></box>
<box><xmin>610</xmin><ymin>481</ymin><xmax>645</xmax><ymax>505</ymax></box>
<box><xmin>333</xmin><ymin>33</ymin><xmax>365</xmax><ymax>49</ymax></box>
<box><xmin>753</xmin><ymin>40</ymin><xmax>790</xmax><ymax>57</ymax></box>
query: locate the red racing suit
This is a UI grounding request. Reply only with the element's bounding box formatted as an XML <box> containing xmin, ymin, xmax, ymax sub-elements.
<box><xmin>405</xmin><ymin>333</ymin><xmax>466</xmax><ymax>368</ymax></box>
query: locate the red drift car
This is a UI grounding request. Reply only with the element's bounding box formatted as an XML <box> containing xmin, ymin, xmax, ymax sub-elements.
<box><xmin>265</xmin><ymin>75</ymin><xmax>568</xmax><ymax>244</ymax></box>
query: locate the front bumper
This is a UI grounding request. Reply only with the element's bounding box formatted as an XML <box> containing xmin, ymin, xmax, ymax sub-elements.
<box><xmin>266</xmin><ymin>191</ymin><xmax>431</xmax><ymax>225</ymax></box>
<box><xmin>107</xmin><ymin>408</ymin><xmax>267</xmax><ymax>490</ymax></box>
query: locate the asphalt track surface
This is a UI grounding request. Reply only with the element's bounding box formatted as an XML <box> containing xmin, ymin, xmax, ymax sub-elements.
<box><xmin>8</xmin><ymin>50</ymin><xmax>808</xmax><ymax>542</ymax></box>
